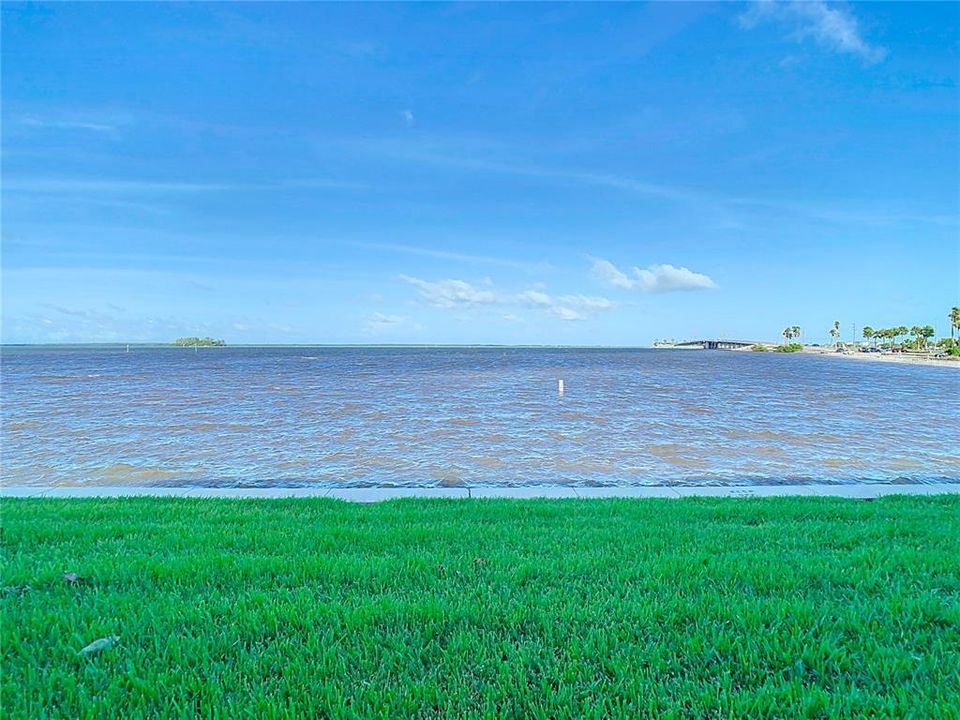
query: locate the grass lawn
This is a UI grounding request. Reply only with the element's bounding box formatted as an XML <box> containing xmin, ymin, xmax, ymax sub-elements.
<box><xmin>2</xmin><ymin>496</ymin><xmax>959</xmax><ymax>719</ymax></box>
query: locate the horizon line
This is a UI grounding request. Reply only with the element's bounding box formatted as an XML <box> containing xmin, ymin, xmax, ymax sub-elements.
<box><xmin>0</xmin><ymin>342</ymin><xmax>671</xmax><ymax>349</ymax></box>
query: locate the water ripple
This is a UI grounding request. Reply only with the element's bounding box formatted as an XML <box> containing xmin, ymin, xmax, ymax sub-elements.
<box><xmin>1</xmin><ymin>347</ymin><xmax>958</xmax><ymax>488</ymax></box>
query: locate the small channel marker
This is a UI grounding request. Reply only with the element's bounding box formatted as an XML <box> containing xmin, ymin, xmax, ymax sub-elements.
<box><xmin>558</xmin><ymin>378</ymin><xmax>565</xmax><ymax>397</ymax></box>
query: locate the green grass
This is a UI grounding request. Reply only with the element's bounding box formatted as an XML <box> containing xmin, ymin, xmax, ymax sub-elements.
<box><xmin>2</xmin><ymin>497</ymin><xmax>959</xmax><ymax>719</ymax></box>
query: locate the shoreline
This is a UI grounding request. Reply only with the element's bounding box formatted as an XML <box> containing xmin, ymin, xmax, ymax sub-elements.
<box><xmin>5</xmin><ymin>343</ymin><xmax>958</xmax><ymax>367</ymax></box>
<box><xmin>799</xmin><ymin>346</ymin><xmax>960</xmax><ymax>368</ymax></box>
<box><xmin>3</xmin><ymin>483</ymin><xmax>958</xmax><ymax>501</ymax></box>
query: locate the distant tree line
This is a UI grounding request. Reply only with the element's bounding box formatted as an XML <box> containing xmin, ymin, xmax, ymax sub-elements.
<box><xmin>861</xmin><ymin>325</ymin><xmax>934</xmax><ymax>350</ymax></box>
<box><xmin>764</xmin><ymin>308</ymin><xmax>960</xmax><ymax>357</ymax></box>
<box><xmin>860</xmin><ymin>308</ymin><xmax>960</xmax><ymax>355</ymax></box>
<box><xmin>174</xmin><ymin>337</ymin><xmax>226</xmax><ymax>347</ymax></box>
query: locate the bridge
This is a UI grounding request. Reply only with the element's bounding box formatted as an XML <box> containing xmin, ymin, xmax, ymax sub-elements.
<box><xmin>673</xmin><ymin>339</ymin><xmax>758</xmax><ymax>350</ymax></box>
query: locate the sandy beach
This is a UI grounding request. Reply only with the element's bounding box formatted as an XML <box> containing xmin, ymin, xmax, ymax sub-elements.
<box><xmin>801</xmin><ymin>346</ymin><xmax>960</xmax><ymax>368</ymax></box>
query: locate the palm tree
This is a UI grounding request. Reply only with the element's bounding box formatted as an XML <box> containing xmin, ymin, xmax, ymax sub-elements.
<box><xmin>863</xmin><ymin>326</ymin><xmax>874</xmax><ymax>347</ymax></box>
<box><xmin>791</xmin><ymin>326</ymin><xmax>801</xmax><ymax>345</ymax></box>
<box><xmin>951</xmin><ymin>307</ymin><xmax>960</xmax><ymax>340</ymax></box>
<box><xmin>896</xmin><ymin>326</ymin><xmax>909</xmax><ymax>345</ymax></box>
<box><xmin>909</xmin><ymin>326</ymin><xmax>934</xmax><ymax>350</ymax></box>
<box><xmin>782</xmin><ymin>327</ymin><xmax>792</xmax><ymax>343</ymax></box>
<box><xmin>830</xmin><ymin>321</ymin><xmax>840</xmax><ymax>347</ymax></box>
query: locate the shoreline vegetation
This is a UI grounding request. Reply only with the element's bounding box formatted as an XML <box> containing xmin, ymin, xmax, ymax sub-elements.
<box><xmin>3</xmin><ymin>496</ymin><xmax>959</xmax><ymax>717</ymax></box>
<box><xmin>4</xmin><ymin>304</ymin><xmax>960</xmax><ymax>369</ymax></box>
<box><xmin>173</xmin><ymin>337</ymin><xmax>225</xmax><ymax>347</ymax></box>
<box><xmin>742</xmin><ymin>307</ymin><xmax>960</xmax><ymax>367</ymax></box>
<box><xmin>8</xmin><ymin>306</ymin><xmax>960</xmax><ymax>358</ymax></box>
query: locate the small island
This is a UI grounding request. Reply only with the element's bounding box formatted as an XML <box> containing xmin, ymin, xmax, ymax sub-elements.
<box><xmin>173</xmin><ymin>337</ymin><xmax>226</xmax><ymax>347</ymax></box>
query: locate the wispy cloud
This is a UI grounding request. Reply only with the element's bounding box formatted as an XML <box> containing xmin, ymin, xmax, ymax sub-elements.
<box><xmin>362</xmin><ymin>139</ymin><xmax>693</xmax><ymax>203</ymax></box>
<box><xmin>590</xmin><ymin>259</ymin><xmax>634</xmax><ymax>290</ymax></box>
<box><xmin>400</xmin><ymin>109</ymin><xmax>414</xmax><ymax>127</ymax></box>
<box><xmin>725</xmin><ymin>197</ymin><xmax>960</xmax><ymax>228</ymax></box>
<box><xmin>19</xmin><ymin>117</ymin><xmax>116</xmax><ymax>133</ymax></box>
<box><xmin>278</xmin><ymin>177</ymin><xmax>372</xmax><ymax>191</ymax></box>
<box><xmin>349</xmin><ymin>241</ymin><xmax>552</xmax><ymax>272</ymax></box>
<box><xmin>591</xmin><ymin>258</ymin><xmax>717</xmax><ymax>293</ymax></box>
<box><xmin>2</xmin><ymin>305</ymin><xmax>208</xmax><ymax>344</ymax></box>
<box><xmin>739</xmin><ymin>1</ymin><xmax>887</xmax><ymax>65</ymax></box>
<box><xmin>15</xmin><ymin>110</ymin><xmax>134</xmax><ymax>133</ymax></box>
<box><xmin>400</xmin><ymin>275</ymin><xmax>614</xmax><ymax>321</ymax></box>
<box><xmin>401</xmin><ymin>276</ymin><xmax>500</xmax><ymax>308</ymax></box>
<box><xmin>353</xmin><ymin>137</ymin><xmax>953</xmax><ymax>229</ymax></box>
<box><xmin>558</xmin><ymin>294</ymin><xmax>615</xmax><ymax>311</ymax></box>
<box><xmin>5</xmin><ymin>176</ymin><xmax>373</xmax><ymax>196</ymax></box>
<box><xmin>362</xmin><ymin>312</ymin><xmax>417</xmax><ymax>335</ymax></box>
<box><xmin>3</xmin><ymin>178</ymin><xmax>235</xmax><ymax>194</ymax></box>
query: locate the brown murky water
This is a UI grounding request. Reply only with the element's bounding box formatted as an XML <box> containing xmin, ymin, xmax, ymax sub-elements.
<box><xmin>2</xmin><ymin>346</ymin><xmax>958</xmax><ymax>487</ymax></box>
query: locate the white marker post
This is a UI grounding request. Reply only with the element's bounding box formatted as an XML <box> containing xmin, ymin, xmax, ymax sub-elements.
<box><xmin>558</xmin><ymin>379</ymin><xmax>565</xmax><ymax>397</ymax></box>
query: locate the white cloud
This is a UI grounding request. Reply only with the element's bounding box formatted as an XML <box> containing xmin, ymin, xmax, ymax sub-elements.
<box><xmin>591</xmin><ymin>259</ymin><xmax>717</xmax><ymax>293</ymax></box>
<box><xmin>589</xmin><ymin>259</ymin><xmax>635</xmax><ymax>290</ymax></box>
<box><xmin>400</xmin><ymin>275</ymin><xmax>500</xmax><ymax>308</ymax></box>
<box><xmin>400</xmin><ymin>275</ymin><xmax>613</xmax><ymax>321</ymax></box>
<box><xmin>516</xmin><ymin>290</ymin><xmax>552</xmax><ymax>307</ymax></box>
<box><xmin>739</xmin><ymin>0</ymin><xmax>886</xmax><ymax>65</ymax></box>
<box><xmin>635</xmin><ymin>264</ymin><xmax>717</xmax><ymax>292</ymax></box>
<box><xmin>559</xmin><ymin>294</ymin><xmax>615</xmax><ymax>311</ymax></box>
<box><xmin>400</xmin><ymin>109</ymin><xmax>414</xmax><ymax>126</ymax></box>
<box><xmin>551</xmin><ymin>307</ymin><xmax>585</xmax><ymax>322</ymax></box>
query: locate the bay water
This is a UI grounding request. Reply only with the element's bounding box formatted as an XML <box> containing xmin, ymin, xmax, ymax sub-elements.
<box><xmin>2</xmin><ymin>346</ymin><xmax>957</xmax><ymax>488</ymax></box>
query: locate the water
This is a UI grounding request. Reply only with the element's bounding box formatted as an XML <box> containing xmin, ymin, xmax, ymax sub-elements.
<box><xmin>2</xmin><ymin>346</ymin><xmax>958</xmax><ymax>488</ymax></box>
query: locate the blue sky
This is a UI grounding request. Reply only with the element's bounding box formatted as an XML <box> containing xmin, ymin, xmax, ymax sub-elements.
<box><xmin>2</xmin><ymin>1</ymin><xmax>957</xmax><ymax>345</ymax></box>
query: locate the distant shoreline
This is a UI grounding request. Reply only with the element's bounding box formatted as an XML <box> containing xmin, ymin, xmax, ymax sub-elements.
<box><xmin>2</xmin><ymin>343</ymin><xmax>959</xmax><ymax>366</ymax></box>
<box><xmin>0</xmin><ymin>343</ymin><xmax>664</xmax><ymax>352</ymax></box>
<box><xmin>800</xmin><ymin>346</ymin><xmax>960</xmax><ymax>368</ymax></box>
